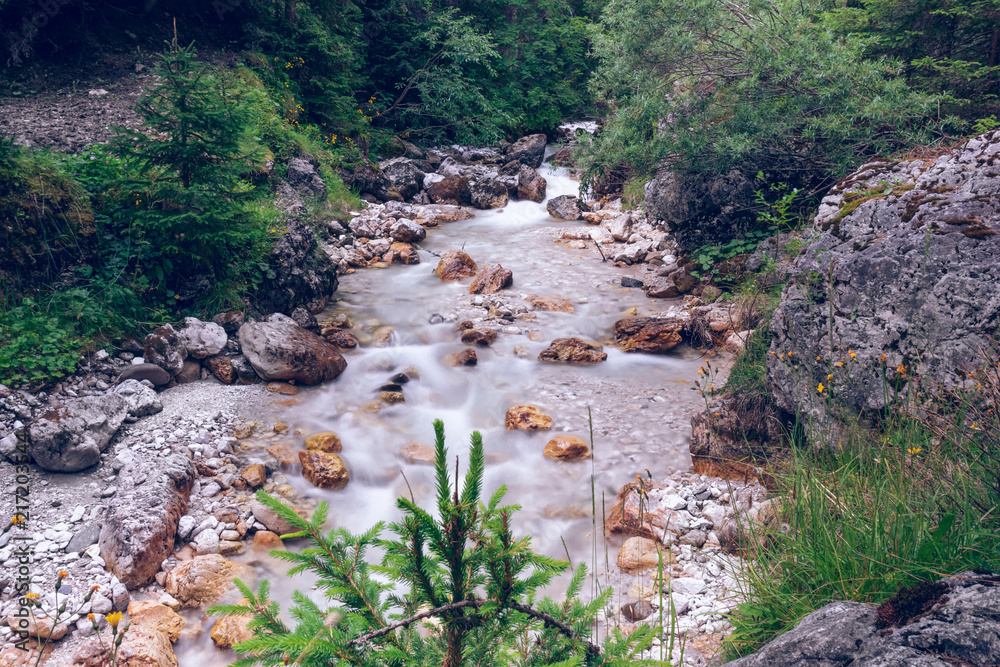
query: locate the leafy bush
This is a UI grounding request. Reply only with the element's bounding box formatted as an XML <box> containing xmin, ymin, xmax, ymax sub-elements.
<box><xmin>210</xmin><ymin>421</ymin><xmax>660</xmax><ymax>666</ymax></box>
<box><xmin>582</xmin><ymin>0</ymin><xmax>938</xmax><ymax>191</ymax></box>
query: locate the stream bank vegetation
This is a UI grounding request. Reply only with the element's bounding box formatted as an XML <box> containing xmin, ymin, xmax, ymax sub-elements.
<box><xmin>710</xmin><ymin>289</ymin><xmax>1000</xmax><ymax>658</ymax></box>
<box><xmin>208</xmin><ymin>420</ymin><xmax>665</xmax><ymax>666</ymax></box>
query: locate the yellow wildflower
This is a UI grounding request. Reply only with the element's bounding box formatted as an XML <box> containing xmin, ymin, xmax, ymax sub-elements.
<box><xmin>107</xmin><ymin>612</ymin><xmax>124</xmax><ymax>630</ymax></box>
<box><xmin>25</xmin><ymin>592</ymin><xmax>39</xmax><ymax>602</ymax></box>
<box><xmin>849</xmin><ymin>351</ymin><xmax>857</xmax><ymax>358</ymax></box>
<box><xmin>835</xmin><ymin>361</ymin><xmax>844</xmax><ymax>367</ymax></box>
<box><xmin>827</xmin><ymin>374</ymin><xmax>833</xmax><ymax>380</ymax></box>
<box><xmin>907</xmin><ymin>447</ymin><xmax>922</xmax><ymax>455</ymax></box>
<box><xmin>897</xmin><ymin>364</ymin><xmax>906</xmax><ymax>374</ymax></box>
<box><xmin>817</xmin><ymin>382</ymin><xmax>825</xmax><ymax>393</ymax></box>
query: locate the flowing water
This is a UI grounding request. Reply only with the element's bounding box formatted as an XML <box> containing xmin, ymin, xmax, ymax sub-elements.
<box><xmin>174</xmin><ymin>150</ymin><xmax>712</xmax><ymax>665</ymax></box>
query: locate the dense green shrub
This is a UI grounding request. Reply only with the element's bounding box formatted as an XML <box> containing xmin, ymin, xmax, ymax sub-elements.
<box><xmin>582</xmin><ymin>0</ymin><xmax>938</xmax><ymax>192</ymax></box>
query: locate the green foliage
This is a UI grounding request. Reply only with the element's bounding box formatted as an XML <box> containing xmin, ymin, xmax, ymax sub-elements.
<box><xmin>582</xmin><ymin>0</ymin><xmax>937</xmax><ymax>190</ymax></box>
<box><xmin>691</xmin><ymin>229</ymin><xmax>775</xmax><ymax>281</ymax></box>
<box><xmin>109</xmin><ymin>41</ymin><xmax>274</xmax><ymax>301</ymax></box>
<box><xmin>210</xmin><ymin>420</ymin><xmax>660</xmax><ymax>666</ymax></box>
<box><xmin>823</xmin><ymin>0</ymin><xmax>1000</xmax><ymax>124</ymax></box>
<box><xmin>723</xmin><ymin>351</ymin><xmax>1000</xmax><ymax>659</ymax></box>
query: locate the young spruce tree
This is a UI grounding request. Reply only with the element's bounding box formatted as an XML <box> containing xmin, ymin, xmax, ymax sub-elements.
<box><xmin>112</xmin><ymin>37</ymin><xmax>267</xmax><ymax>297</ymax></box>
<box><xmin>209</xmin><ymin>420</ymin><xmax>659</xmax><ymax>666</ymax></box>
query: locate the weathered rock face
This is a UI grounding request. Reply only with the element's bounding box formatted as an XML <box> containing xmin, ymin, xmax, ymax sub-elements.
<box><xmin>99</xmin><ymin>453</ymin><xmax>195</xmax><ymax>589</ymax></box>
<box><xmin>266</xmin><ymin>219</ymin><xmax>340</xmax><ymax>315</ymax></box>
<box><xmin>516</xmin><ymin>164</ymin><xmax>547</xmax><ymax>202</ymax></box>
<box><xmin>768</xmin><ymin>132</ymin><xmax>1000</xmax><ymax>429</ymax></box>
<box><xmin>617</xmin><ymin>536</ymin><xmax>667</xmax><ymax>574</ymax></box>
<box><xmin>469</xmin><ymin>264</ymin><xmax>513</xmax><ymax>294</ymax></box>
<box><xmin>389</xmin><ymin>218</ymin><xmax>427</xmax><ymax>243</ymax></box>
<box><xmin>305</xmin><ymin>432</ymin><xmax>342</xmax><ymax>452</ymax></box>
<box><xmin>299</xmin><ymin>450</ymin><xmax>350</xmax><ymax>490</ymax></box>
<box><xmin>547</xmin><ymin>195</ymin><xmax>583</xmax><ymax>220</ymax></box>
<box><xmin>28</xmin><ymin>393</ymin><xmax>129</xmax><ymax>472</ymax></box>
<box><xmin>461</xmin><ymin>328</ymin><xmax>499</xmax><ymax>346</ymax></box>
<box><xmin>113</xmin><ymin>379</ymin><xmax>163</xmax><ymax>422</ymax></box>
<box><xmin>427</xmin><ymin>175</ymin><xmax>472</xmax><ymax>206</ymax></box>
<box><xmin>505</xmin><ymin>134</ymin><xmax>547</xmax><ymax>168</ymax></box>
<box><xmin>164</xmin><ymin>554</ymin><xmax>253</xmax><ymax>608</ymax></box>
<box><xmin>286</xmin><ymin>158</ymin><xmax>327</xmax><ymax>199</ymax></box>
<box><xmin>614</xmin><ymin>316</ymin><xmax>686</xmax><ymax>353</ymax></box>
<box><xmin>212</xmin><ymin>310</ymin><xmax>245</xmax><ymax>334</ymax></box>
<box><xmin>127</xmin><ymin>600</ymin><xmax>184</xmax><ymax>643</ymax></box>
<box><xmin>178</xmin><ymin>318</ymin><xmax>227</xmax><ymax>359</ymax></box>
<box><xmin>380</xmin><ymin>157</ymin><xmax>426</xmax><ymax>200</ymax></box>
<box><xmin>238</xmin><ymin>314</ymin><xmax>347</xmax><ymax>385</ymax></box>
<box><xmin>721</xmin><ymin>573</ymin><xmax>1000</xmax><ymax>667</ymax></box>
<box><xmin>144</xmin><ymin>324</ymin><xmax>186</xmax><ymax>376</ymax></box>
<box><xmin>469</xmin><ymin>174</ymin><xmax>509</xmax><ymax>209</ymax></box>
<box><xmin>434</xmin><ymin>250</ymin><xmax>478</xmax><ymax>281</ymax></box>
<box><xmin>644</xmin><ymin>168</ymin><xmax>755</xmax><ymax>253</ymax></box>
<box><xmin>538</xmin><ymin>338</ymin><xmax>607</xmax><ymax>364</ymax></box>
<box><xmin>543</xmin><ymin>435</ymin><xmax>591</xmax><ymax>461</ymax></box>
<box><xmin>504</xmin><ymin>405</ymin><xmax>553</xmax><ymax>430</ymax></box>
<box><xmin>325</xmin><ymin>329</ymin><xmax>359</xmax><ymax>349</ymax></box>
<box><xmin>203</xmin><ymin>356</ymin><xmax>236</xmax><ymax>384</ymax></box>
<box><xmin>337</xmin><ymin>160</ymin><xmax>402</xmax><ymax>202</ymax></box>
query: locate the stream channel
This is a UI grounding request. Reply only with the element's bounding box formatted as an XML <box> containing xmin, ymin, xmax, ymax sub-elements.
<box><xmin>174</xmin><ymin>149</ymin><xmax>713</xmax><ymax>665</ymax></box>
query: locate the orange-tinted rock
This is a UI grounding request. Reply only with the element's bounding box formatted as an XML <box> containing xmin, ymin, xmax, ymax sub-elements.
<box><xmin>527</xmin><ymin>295</ymin><xmax>575</xmax><ymax>313</ymax></box>
<box><xmin>127</xmin><ymin>600</ymin><xmax>184</xmax><ymax>642</ymax></box>
<box><xmin>400</xmin><ymin>441</ymin><xmax>436</xmax><ymax>465</ymax></box>
<box><xmin>387</xmin><ymin>241</ymin><xmax>420</xmax><ymax>265</ymax></box>
<box><xmin>203</xmin><ymin>356</ymin><xmax>236</xmax><ymax>384</ymax></box>
<box><xmin>461</xmin><ymin>328</ymin><xmax>499</xmax><ymax>346</ymax></box>
<box><xmin>267</xmin><ymin>442</ymin><xmax>298</xmax><ymax>467</ymax></box>
<box><xmin>614</xmin><ymin>316</ymin><xmax>686</xmax><ymax>353</ymax></box>
<box><xmin>444</xmin><ymin>348</ymin><xmax>478</xmax><ymax>366</ymax></box>
<box><xmin>305</xmin><ymin>432</ymin><xmax>342</xmax><ymax>453</ymax></box>
<box><xmin>380</xmin><ymin>391</ymin><xmax>405</xmax><ymax>404</ymax></box>
<box><xmin>252</xmin><ymin>531</ymin><xmax>285</xmax><ymax>551</ymax></box>
<box><xmin>299</xmin><ymin>450</ymin><xmax>350</xmax><ymax>490</ymax></box>
<box><xmin>427</xmin><ymin>175</ymin><xmax>471</xmax><ymax>206</ymax></box>
<box><xmin>164</xmin><ymin>555</ymin><xmax>253</xmax><ymax>608</ymax></box>
<box><xmin>434</xmin><ymin>250</ymin><xmax>478</xmax><ymax>281</ymax></box>
<box><xmin>325</xmin><ymin>329</ymin><xmax>359</xmax><ymax>349</ymax></box>
<box><xmin>469</xmin><ymin>265</ymin><xmax>513</xmax><ymax>294</ymax></box>
<box><xmin>240</xmin><ymin>464</ymin><xmax>267</xmax><ymax>488</ymax></box>
<box><xmin>266</xmin><ymin>382</ymin><xmax>299</xmax><ymax>396</ymax></box>
<box><xmin>504</xmin><ymin>405</ymin><xmax>552</xmax><ymax>431</ymax></box>
<box><xmin>618</xmin><ymin>537</ymin><xmax>672</xmax><ymax>573</ymax></box>
<box><xmin>210</xmin><ymin>600</ymin><xmax>253</xmax><ymax>649</ymax></box>
<box><xmin>543</xmin><ymin>435</ymin><xmax>591</xmax><ymax>461</ymax></box>
<box><xmin>538</xmin><ymin>338</ymin><xmax>607</xmax><ymax>364</ymax></box>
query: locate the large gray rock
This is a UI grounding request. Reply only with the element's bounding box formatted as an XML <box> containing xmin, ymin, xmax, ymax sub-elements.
<box><xmin>238</xmin><ymin>313</ymin><xmax>347</xmax><ymax>385</ymax></box>
<box><xmin>143</xmin><ymin>324</ymin><xmax>187</xmax><ymax>376</ymax></box>
<box><xmin>516</xmin><ymin>164</ymin><xmax>547</xmax><ymax>202</ymax></box>
<box><xmin>644</xmin><ymin>168</ymin><xmax>755</xmax><ymax>252</ymax></box>
<box><xmin>286</xmin><ymin>158</ymin><xmax>327</xmax><ymax>199</ymax></box>
<box><xmin>505</xmin><ymin>134</ymin><xmax>547</xmax><ymax>168</ymax></box>
<box><xmin>116</xmin><ymin>363</ymin><xmax>171</xmax><ymax>386</ymax></box>
<box><xmin>265</xmin><ymin>219</ymin><xmax>340</xmax><ymax>315</ymax></box>
<box><xmin>547</xmin><ymin>195</ymin><xmax>583</xmax><ymax>220</ymax></box>
<box><xmin>28</xmin><ymin>393</ymin><xmax>129</xmax><ymax>472</ymax></box>
<box><xmin>337</xmin><ymin>160</ymin><xmax>402</xmax><ymax>202</ymax></box>
<box><xmin>389</xmin><ymin>218</ymin><xmax>427</xmax><ymax>244</ymax></box>
<box><xmin>99</xmin><ymin>453</ymin><xmax>196</xmax><ymax>589</ymax></box>
<box><xmin>768</xmin><ymin>132</ymin><xmax>1000</xmax><ymax>429</ymax></box>
<box><xmin>379</xmin><ymin>157</ymin><xmax>426</xmax><ymax>201</ymax></box>
<box><xmin>722</xmin><ymin>573</ymin><xmax>1000</xmax><ymax>667</ymax></box>
<box><xmin>469</xmin><ymin>172</ymin><xmax>509</xmax><ymax>209</ymax></box>
<box><xmin>180</xmin><ymin>317</ymin><xmax>227</xmax><ymax>359</ymax></box>
<box><xmin>112</xmin><ymin>380</ymin><xmax>163</xmax><ymax>422</ymax></box>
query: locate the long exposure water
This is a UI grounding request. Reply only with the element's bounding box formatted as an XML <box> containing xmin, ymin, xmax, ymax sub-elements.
<box><xmin>174</xmin><ymin>150</ymin><xmax>711</xmax><ymax>665</ymax></box>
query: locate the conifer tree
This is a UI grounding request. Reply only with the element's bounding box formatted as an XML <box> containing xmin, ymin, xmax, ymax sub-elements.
<box><xmin>210</xmin><ymin>420</ymin><xmax>659</xmax><ymax>666</ymax></box>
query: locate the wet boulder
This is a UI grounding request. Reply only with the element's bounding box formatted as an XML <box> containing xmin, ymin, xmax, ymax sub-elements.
<box><xmin>99</xmin><ymin>453</ymin><xmax>195</xmax><ymax>588</ymax></box>
<box><xmin>238</xmin><ymin>313</ymin><xmax>347</xmax><ymax>385</ymax></box>
<box><xmin>469</xmin><ymin>173</ymin><xmax>509</xmax><ymax>209</ymax></box>
<box><xmin>427</xmin><ymin>175</ymin><xmax>472</xmax><ymax>206</ymax></box>
<box><xmin>504</xmin><ymin>405</ymin><xmax>553</xmax><ymax>430</ymax></box>
<box><xmin>505</xmin><ymin>134</ymin><xmax>547</xmax><ymax>168</ymax></box>
<box><xmin>547</xmin><ymin>195</ymin><xmax>583</xmax><ymax>220</ymax></box>
<box><xmin>379</xmin><ymin>157</ymin><xmax>426</xmax><ymax>200</ymax></box>
<box><xmin>516</xmin><ymin>164</ymin><xmax>547</xmax><ymax>203</ymax></box>
<box><xmin>144</xmin><ymin>324</ymin><xmax>187</xmax><ymax>376</ymax></box>
<box><xmin>543</xmin><ymin>435</ymin><xmax>591</xmax><ymax>461</ymax></box>
<box><xmin>389</xmin><ymin>218</ymin><xmax>427</xmax><ymax>243</ymax></box>
<box><xmin>299</xmin><ymin>450</ymin><xmax>350</xmax><ymax>490</ymax></box>
<box><xmin>434</xmin><ymin>250</ymin><xmax>478</xmax><ymax>281</ymax></box>
<box><xmin>164</xmin><ymin>554</ymin><xmax>254</xmax><ymax>608</ymax></box>
<box><xmin>117</xmin><ymin>363</ymin><xmax>171</xmax><ymax>386</ymax></box>
<box><xmin>614</xmin><ymin>316</ymin><xmax>688</xmax><ymax>353</ymax></box>
<box><xmin>538</xmin><ymin>338</ymin><xmax>607</xmax><ymax>364</ymax></box>
<box><xmin>444</xmin><ymin>348</ymin><xmax>478</xmax><ymax>366</ymax></box>
<box><xmin>28</xmin><ymin>393</ymin><xmax>129</xmax><ymax>472</ymax></box>
<box><xmin>460</xmin><ymin>328</ymin><xmax>499</xmax><ymax>346</ymax></box>
<box><xmin>469</xmin><ymin>264</ymin><xmax>513</xmax><ymax>294</ymax></box>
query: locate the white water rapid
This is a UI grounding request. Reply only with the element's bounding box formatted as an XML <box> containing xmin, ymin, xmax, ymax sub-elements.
<box><xmin>173</xmin><ymin>150</ymin><xmax>711</xmax><ymax>665</ymax></box>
